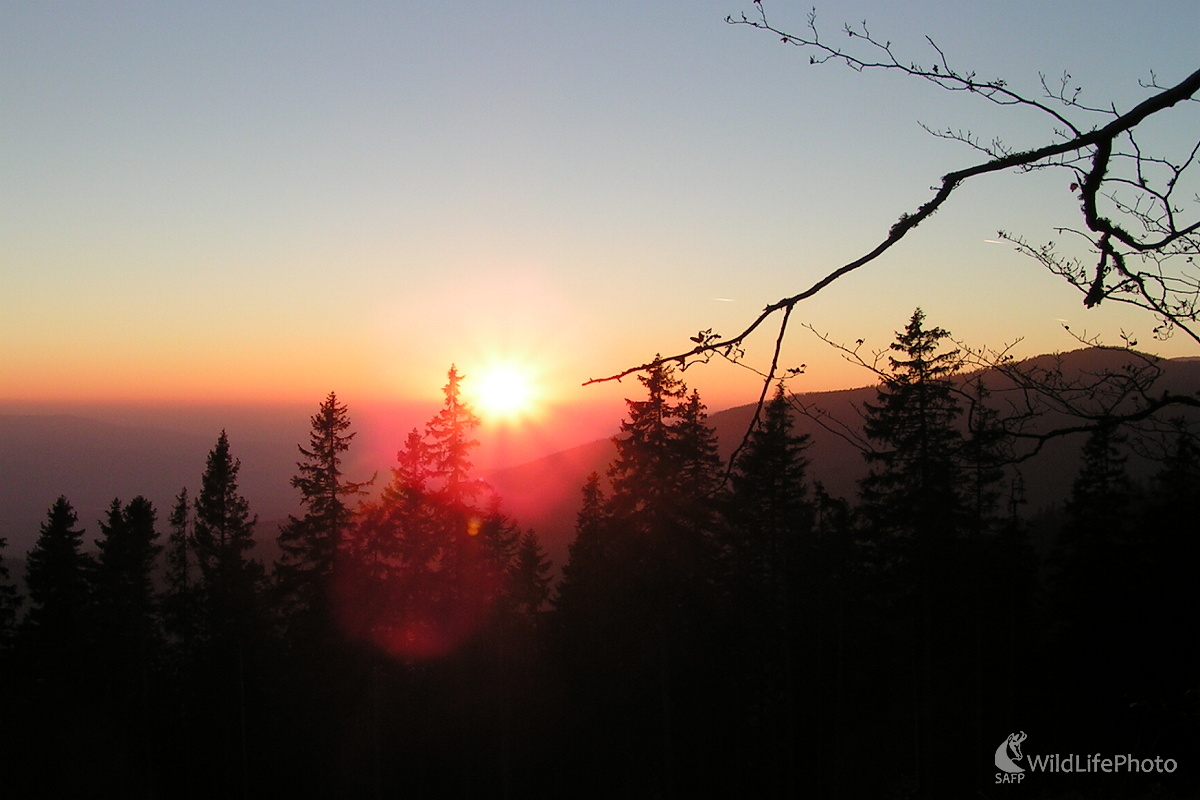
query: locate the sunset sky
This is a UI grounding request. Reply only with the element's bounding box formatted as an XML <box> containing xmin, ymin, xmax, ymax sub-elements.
<box><xmin>4</xmin><ymin>1</ymin><xmax>1198</xmax><ymax>446</ymax></box>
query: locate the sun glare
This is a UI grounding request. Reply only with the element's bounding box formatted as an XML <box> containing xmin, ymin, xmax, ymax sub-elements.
<box><xmin>471</xmin><ymin>362</ymin><xmax>539</xmax><ymax>422</ymax></box>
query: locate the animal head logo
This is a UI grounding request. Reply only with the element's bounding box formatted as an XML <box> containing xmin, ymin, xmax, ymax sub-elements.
<box><xmin>995</xmin><ymin>731</ymin><xmax>1027</xmax><ymax>774</ymax></box>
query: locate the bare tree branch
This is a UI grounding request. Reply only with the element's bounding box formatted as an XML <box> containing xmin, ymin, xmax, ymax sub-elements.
<box><xmin>587</xmin><ymin>5</ymin><xmax>1200</xmax><ymax>390</ymax></box>
<box><xmin>789</xmin><ymin>321</ymin><xmax>1200</xmax><ymax>472</ymax></box>
<box><xmin>955</xmin><ymin>333</ymin><xmax>1200</xmax><ymax>462</ymax></box>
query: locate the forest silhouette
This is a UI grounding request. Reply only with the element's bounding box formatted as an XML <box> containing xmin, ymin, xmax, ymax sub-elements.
<box><xmin>0</xmin><ymin>311</ymin><xmax>1196</xmax><ymax>799</ymax></box>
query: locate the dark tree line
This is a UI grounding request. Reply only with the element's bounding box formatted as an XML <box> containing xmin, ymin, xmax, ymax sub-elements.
<box><xmin>0</xmin><ymin>370</ymin><xmax>559</xmax><ymax>799</ymax></box>
<box><xmin>553</xmin><ymin>311</ymin><xmax>1198</xmax><ymax>799</ymax></box>
<box><xmin>0</xmin><ymin>335</ymin><xmax>1196</xmax><ymax>798</ymax></box>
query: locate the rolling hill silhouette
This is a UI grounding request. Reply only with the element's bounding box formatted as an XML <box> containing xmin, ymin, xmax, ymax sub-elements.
<box><xmin>490</xmin><ymin>348</ymin><xmax>1200</xmax><ymax>572</ymax></box>
<box><xmin>3</xmin><ymin>349</ymin><xmax>1197</xmax><ymax>576</ymax></box>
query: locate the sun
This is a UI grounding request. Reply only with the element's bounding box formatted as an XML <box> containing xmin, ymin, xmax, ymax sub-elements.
<box><xmin>471</xmin><ymin>362</ymin><xmax>539</xmax><ymax>422</ymax></box>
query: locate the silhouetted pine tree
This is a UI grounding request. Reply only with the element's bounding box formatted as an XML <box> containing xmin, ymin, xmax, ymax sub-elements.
<box><xmin>727</xmin><ymin>383</ymin><xmax>813</xmax><ymax>596</ymax></box>
<box><xmin>9</xmin><ymin>500</ymin><xmax>108</xmax><ymax>799</ymax></box>
<box><xmin>262</xmin><ymin>395</ymin><xmax>374</xmax><ymax>798</ymax></box>
<box><xmin>956</xmin><ymin>378</ymin><xmax>1036</xmax><ymax>795</ymax></box>
<box><xmin>724</xmin><ymin>384</ymin><xmax>814</xmax><ymax>797</ymax></box>
<box><xmin>655</xmin><ymin>384</ymin><xmax>724</xmax><ymax>632</ymax></box>
<box><xmin>23</xmin><ymin>496</ymin><xmax>94</xmax><ymax>657</ymax></box>
<box><xmin>338</xmin><ymin>368</ymin><xmax>545</xmax><ymax>797</ymax></box>
<box><xmin>342</xmin><ymin>428</ymin><xmax>432</xmax><ymax>649</ymax></box>
<box><xmin>13</xmin><ymin>498</ymin><xmax>99</xmax><ymax>795</ymax></box>
<box><xmin>91</xmin><ymin>495</ymin><xmax>162</xmax><ymax>797</ymax></box>
<box><xmin>192</xmin><ymin>430</ymin><xmax>263</xmax><ymax>639</ymax></box>
<box><xmin>856</xmin><ymin>309</ymin><xmax>967</xmax><ymax>797</ymax></box>
<box><xmin>507</xmin><ymin>530</ymin><xmax>552</xmax><ymax>623</ymax></box>
<box><xmin>475</xmin><ymin>501</ymin><xmax>522</xmax><ymax>606</ymax></box>
<box><xmin>156</xmin><ymin>485</ymin><xmax>209</xmax><ymax>791</ymax></box>
<box><xmin>190</xmin><ymin>430</ymin><xmax>263</xmax><ymax>799</ymax></box>
<box><xmin>425</xmin><ymin>365</ymin><xmax>484</xmax><ymax>515</ymax></box>
<box><xmin>859</xmin><ymin>309</ymin><xmax>965</xmax><ymax>557</ymax></box>
<box><xmin>553</xmin><ymin>472</ymin><xmax>609</xmax><ymax>626</ymax></box>
<box><xmin>960</xmin><ymin>377</ymin><xmax>1009</xmax><ymax>537</ymax></box>
<box><xmin>162</xmin><ymin>487</ymin><xmax>201</xmax><ymax>645</ymax></box>
<box><xmin>606</xmin><ymin>361</ymin><xmax>722</xmax><ymax>605</ymax></box>
<box><xmin>417</xmin><ymin>367</ymin><xmax>520</xmax><ymax>635</ymax></box>
<box><xmin>275</xmin><ymin>391</ymin><xmax>372</xmax><ymax>635</ymax></box>
<box><xmin>558</xmin><ymin>359</ymin><xmax>725</xmax><ymax>798</ymax></box>
<box><xmin>93</xmin><ymin>496</ymin><xmax>162</xmax><ymax>646</ymax></box>
<box><xmin>672</xmin><ymin>389</ymin><xmax>724</xmax><ymax>525</ymax></box>
<box><xmin>551</xmin><ymin>468</ymin><xmax>622</xmax><ymax>777</ymax></box>
<box><xmin>342</xmin><ymin>367</ymin><xmax>516</xmax><ymax>659</ymax></box>
<box><xmin>607</xmin><ymin>357</ymin><xmax>688</xmax><ymax>523</ymax></box>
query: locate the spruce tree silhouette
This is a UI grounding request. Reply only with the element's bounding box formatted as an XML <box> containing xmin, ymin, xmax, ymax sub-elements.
<box><xmin>162</xmin><ymin>487</ymin><xmax>201</xmax><ymax>648</ymax></box>
<box><xmin>192</xmin><ymin>430</ymin><xmax>263</xmax><ymax>641</ymax></box>
<box><xmin>725</xmin><ymin>384</ymin><xmax>814</xmax><ymax>797</ymax></box>
<box><xmin>857</xmin><ymin>309</ymin><xmax>967</xmax><ymax>797</ymax></box>
<box><xmin>23</xmin><ymin>496</ymin><xmax>93</xmax><ymax>660</ymax></box>
<box><xmin>15</xmin><ymin>497</ymin><xmax>98</xmax><ymax>795</ymax></box>
<box><xmin>557</xmin><ymin>359</ymin><xmax>726</xmax><ymax>799</ymax></box>
<box><xmin>191</xmin><ymin>430</ymin><xmax>263</xmax><ymax>800</ymax></box>
<box><xmin>275</xmin><ymin>391</ymin><xmax>372</xmax><ymax>640</ymax></box>
<box><xmin>92</xmin><ymin>495</ymin><xmax>162</xmax><ymax>797</ymax></box>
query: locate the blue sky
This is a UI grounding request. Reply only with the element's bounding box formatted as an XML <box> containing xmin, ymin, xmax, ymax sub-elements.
<box><xmin>3</xmin><ymin>1</ymin><xmax>1198</xmax><ymax>420</ymax></box>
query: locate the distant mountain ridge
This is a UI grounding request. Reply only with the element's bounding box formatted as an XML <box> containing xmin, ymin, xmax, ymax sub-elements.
<box><xmin>3</xmin><ymin>349</ymin><xmax>1198</xmax><ymax>574</ymax></box>
<box><xmin>491</xmin><ymin>348</ymin><xmax>1200</xmax><ymax>572</ymax></box>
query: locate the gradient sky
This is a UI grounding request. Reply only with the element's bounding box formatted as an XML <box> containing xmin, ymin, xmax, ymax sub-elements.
<box><xmin>4</xmin><ymin>1</ymin><xmax>1199</xmax><ymax>429</ymax></box>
